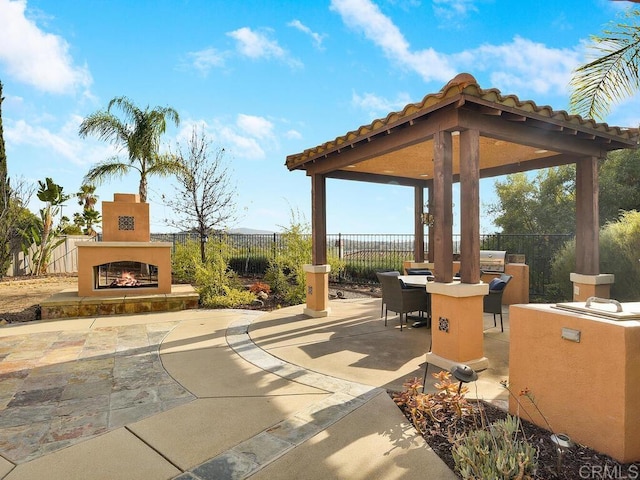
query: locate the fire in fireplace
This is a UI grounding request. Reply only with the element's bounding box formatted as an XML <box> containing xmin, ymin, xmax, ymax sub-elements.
<box><xmin>94</xmin><ymin>261</ymin><xmax>159</xmax><ymax>290</ymax></box>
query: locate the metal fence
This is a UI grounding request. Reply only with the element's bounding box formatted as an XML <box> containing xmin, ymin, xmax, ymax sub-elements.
<box><xmin>161</xmin><ymin>232</ymin><xmax>573</xmax><ymax>297</ymax></box>
<box><xmin>7</xmin><ymin>232</ymin><xmax>571</xmax><ymax>297</ymax></box>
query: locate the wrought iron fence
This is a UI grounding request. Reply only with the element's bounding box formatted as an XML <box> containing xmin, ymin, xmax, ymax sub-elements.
<box><xmin>161</xmin><ymin>232</ymin><xmax>573</xmax><ymax>297</ymax></box>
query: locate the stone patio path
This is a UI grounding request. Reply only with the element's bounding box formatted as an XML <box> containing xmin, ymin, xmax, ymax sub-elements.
<box><xmin>0</xmin><ymin>321</ymin><xmax>195</xmax><ymax>463</ymax></box>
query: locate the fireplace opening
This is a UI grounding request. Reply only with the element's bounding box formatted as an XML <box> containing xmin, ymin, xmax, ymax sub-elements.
<box><xmin>94</xmin><ymin>261</ymin><xmax>159</xmax><ymax>290</ymax></box>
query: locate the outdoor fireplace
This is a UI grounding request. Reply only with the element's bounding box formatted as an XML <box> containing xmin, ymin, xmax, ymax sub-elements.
<box><xmin>77</xmin><ymin>194</ymin><xmax>172</xmax><ymax>297</ymax></box>
<box><xmin>94</xmin><ymin>261</ymin><xmax>159</xmax><ymax>290</ymax></box>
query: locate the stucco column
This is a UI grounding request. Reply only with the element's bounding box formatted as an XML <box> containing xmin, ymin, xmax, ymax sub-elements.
<box><xmin>569</xmin><ymin>272</ymin><xmax>614</xmax><ymax>301</ymax></box>
<box><xmin>303</xmin><ymin>264</ymin><xmax>331</xmax><ymax>318</ymax></box>
<box><xmin>426</xmin><ymin>282</ymin><xmax>490</xmax><ymax>371</ymax></box>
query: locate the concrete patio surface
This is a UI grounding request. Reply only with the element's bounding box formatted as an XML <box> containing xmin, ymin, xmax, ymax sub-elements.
<box><xmin>0</xmin><ymin>297</ymin><xmax>511</xmax><ymax>479</ymax></box>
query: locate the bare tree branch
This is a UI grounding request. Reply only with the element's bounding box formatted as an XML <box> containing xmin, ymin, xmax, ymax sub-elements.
<box><xmin>163</xmin><ymin>127</ymin><xmax>237</xmax><ymax>262</ymax></box>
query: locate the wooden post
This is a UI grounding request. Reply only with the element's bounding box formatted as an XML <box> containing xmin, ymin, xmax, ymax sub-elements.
<box><xmin>575</xmin><ymin>156</ymin><xmax>599</xmax><ymax>275</ymax></box>
<box><xmin>427</xmin><ymin>182</ymin><xmax>434</xmax><ymax>263</ymax></box>
<box><xmin>433</xmin><ymin>131</ymin><xmax>453</xmax><ymax>282</ymax></box>
<box><xmin>311</xmin><ymin>173</ymin><xmax>327</xmax><ymax>265</ymax></box>
<box><xmin>459</xmin><ymin>129</ymin><xmax>480</xmax><ymax>284</ymax></box>
<box><xmin>414</xmin><ymin>185</ymin><xmax>425</xmax><ymax>263</ymax></box>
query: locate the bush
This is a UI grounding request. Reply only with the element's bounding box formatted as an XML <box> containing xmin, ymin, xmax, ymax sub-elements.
<box><xmin>452</xmin><ymin>415</ymin><xmax>537</xmax><ymax>480</ymax></box>
<box><xmin>392</xmin><ymin>372</ymin><xmax>475</xmax><ymax>437</ymax></box>
<box><xmin>172</xmin><ymin>239</ymin><xmax>201</xmax><ymax>283</ymax></box>
<box><xmin>548</xmin><ymin>239</ymin><xmax>575</xmax><ymax>301</ymax></box>
<box><xmin>173</xmin><ymin>237</ymin><xmax>257</xmax><ymax>308</ymax></box>
<box><xmin>550</xmin><ymin>210</ymin><xmax>640</xmax><ymax>301</ymax></box>
<box><xmin>265</xmin><ymin>210</ymin><xmax>311</xmax><ymax>305</ymax></box>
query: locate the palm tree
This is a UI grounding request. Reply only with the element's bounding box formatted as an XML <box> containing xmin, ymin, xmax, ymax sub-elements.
<box><xmin>76</xmin><ymin>183</ymin><xmax>98</xmax><ymax>211</ymax></box>
<box><xmin>570</xmin><ymin>7</ymin><xmax>640</xmax><ymax>120</ymax></box>
<box><xmin>78</xmin><ymin>96</ymin><xmax>182</xmax><ymax>202</ymax></box>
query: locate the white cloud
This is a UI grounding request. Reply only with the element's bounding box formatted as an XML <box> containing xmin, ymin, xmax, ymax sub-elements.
<box><xmin>237</xmin><ymin>114</ymin><xmax>274</xmax><ymax>139</ymax></box>
<box><xmin>285</xmin><ymin>129</ymin><xmax>302</xmax><ymax>140</ymax></box>
<box><xmin>6</xmin><ymin>114</ymin><xmax>115</xmax><ymax>167</ymax></box>
<box><xmin>351</xmin><ymin>91</ymin><xmax>413</xmax><ymax>117</ymax></box>
<box><xmin>0</xmin><ymin>0</ymin><xmax>92</xmax><ymax>94</ymax></box>
<box><xmin>433</xmin><ymin>0</ymin><xmax>478</xmax><ymax>21</ymax></box>
<box><xmin>330</xmin><ymin>0</ymin><xmax>456</xmax><ymax>82</ymax></box>
<box><xmin>227</xmin><ymin>27</ymin><xmax>302</xmax><ymax>68</ymax></box>
<box><xmin>176</xmin><ymin>117</ymin><xmax>270</xmax><ymax>160</ymax></box>
<box><xmin>455</xmin><ymin>36</ymin><xmax>581</xmax><ymax>96</ymax></box>
<box><xmin>288</xmin><ymin>19</ymin><xmax>326</xmax><ymax>49</ymax></box>
<box><xmin>187</xmin><ymin>47</ymin><xmax>225</xmax><ymax>75</ymax></box>
<box><xmin>332</xmin><ymin>0</ymin><xmax>581</xmax><ymax>99</ymax></box>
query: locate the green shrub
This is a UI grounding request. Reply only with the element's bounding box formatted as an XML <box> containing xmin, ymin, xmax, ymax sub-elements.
<box><xmin>172</xmin><ymin>239</ymin><xmax>201</xmax><ymax>283</ymax></box>
<box><xmin>549</xmin><ymin>238</ymin><xmax>575</xmax><ymax>301</ymax></box>
<box><xmin>452</xmin><ymin>415</ymin><xmax>537</xmax><ymax>480</ymax></box>
<box><xmin>265</xmin><ymin>210</ymin><xmax>311</xmax><ymax>305</ymax></box>
<box><xmin>550</xmin><ymin>210</ymin><xmax>640</xmax><ymax>301</ymax></box>
<box><xmin>174</xmin><ymin>237</ymin><xmax>257</xmax><ymax>308</ymax></box>
<box><xmin>600</xmin><ymin>210</ymin><xmax>640</xmax><ymax>301</ymax></box>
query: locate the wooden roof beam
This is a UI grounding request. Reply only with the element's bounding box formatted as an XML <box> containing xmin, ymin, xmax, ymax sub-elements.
<box><xmin>478</xmin><ymin>105</ymin><xmax>502</xmax><ymax>116</ymax></box>
<box><xmin>458</xmin><ymin>108</ymin><xmax>616</xmax><ymax>156</ymax></box>
<box><xmin>502</xmin><ymin>111</ymin><xmax>526</xmax><ymax>122</ymax></box>
<box><xmin>326</xmin><ymin>169</ymin><xmax>428</xmax><ymax>187</ymax></box>
<box><xmin>479</xmin><ymin>153</ymin><xmax>581</xmax><ymax>179</ymax></box>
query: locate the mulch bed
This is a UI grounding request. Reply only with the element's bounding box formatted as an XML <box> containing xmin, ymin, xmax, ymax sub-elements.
<box><xmin>390</xmin><ymin>391</ymin><xmax>639</xmax><ymax>479</ymax></box>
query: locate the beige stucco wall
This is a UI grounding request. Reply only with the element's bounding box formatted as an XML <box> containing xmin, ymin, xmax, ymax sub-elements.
<box><xmin>429</xmin><ymin>289</ymin><xmax>485</xmax><ymax>363</ymax></box>
<box><xmin>509</xmin><ymin>304</ymin><xmax>640</xmax><ymax>463</ymax></box>
<box><xmin>102</xmin><ymin>193</ymin><xmax>150</xmax><ymax>242</ymax></box>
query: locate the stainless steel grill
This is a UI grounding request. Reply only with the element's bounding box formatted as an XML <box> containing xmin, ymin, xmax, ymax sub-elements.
<box><xmin>480</xmin><ymin>250</ymin><xmax>507</xmax><ymax>273</ymax></box>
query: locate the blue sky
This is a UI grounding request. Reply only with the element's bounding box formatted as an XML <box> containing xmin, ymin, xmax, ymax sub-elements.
<box><xmin>1</xmin><ymin>0</ymin><xmax>639</xmax><ymax>234</ymax></box>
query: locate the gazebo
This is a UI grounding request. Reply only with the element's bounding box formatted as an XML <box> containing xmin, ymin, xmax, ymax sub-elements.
<box><xmin>286</xmin><ymin>73</ymin><xmax>638</xmax><ymax>371</ymax></box>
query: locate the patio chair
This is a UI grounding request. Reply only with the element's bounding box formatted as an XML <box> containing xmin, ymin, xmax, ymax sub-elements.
<box><xmin>375</xmin><ymin>270</ymin><xmax>400</xmax><ymax>319</ymax></box>
<box><xmin>377</xmin><ymin>271</ymin><xmax>429</xmax><ymax>331</ymax></box>
<box><xmin>483</xmin><ymin>273</ymin><xmax>512</xmax><ymax>332</ymax></box>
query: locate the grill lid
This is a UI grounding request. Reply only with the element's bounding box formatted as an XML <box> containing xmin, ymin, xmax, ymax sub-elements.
<box><xmin>553</xmin><ymin>297</ymin><xmax>640</xmax><ymax>321</ymax></box>
<box><xmin>479</xmin><ymin>250</ymin><xmax>506</xmax><ymax>273</ymax></box>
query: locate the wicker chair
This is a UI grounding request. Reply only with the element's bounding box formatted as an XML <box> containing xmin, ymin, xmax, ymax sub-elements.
<box><xmin>377</xmin><ymin>271</ymin><xmax>429</xmax><ymax>331</ymax></box>
<box><xmin>376</xmin><ymin>270</ymin><xmax>400</xmax><ymax>319</ymax></box>
<box><xmin>483</xmin><ymin>273</ymin><xmax>512</xmax><ymax>332</ymax></box>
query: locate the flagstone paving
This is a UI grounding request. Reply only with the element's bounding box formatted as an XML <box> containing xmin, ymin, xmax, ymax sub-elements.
<box><xmin>0</xmin><ymin>321</ymin><xmax>195</xmax><ymax>464</ymax></box>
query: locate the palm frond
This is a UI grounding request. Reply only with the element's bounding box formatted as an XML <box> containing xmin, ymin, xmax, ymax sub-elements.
<box><xmin>570</xmin><ymin>12</ymin><xmax>640</xmax><ymax>120</ymax></box>
<box><xmin>83</xmin><ymin>160</ymin><xmax>132</xmax><ymax>185</ymax></box>
<box><xmin>145</xmin><ymin>154</ymin><xmax>190</xmax><ymax>177</ymax></box>
<box><xmin>78</xmin><ymin>111</ymin><xmax>130</xmax><ymax>147</ymax></box>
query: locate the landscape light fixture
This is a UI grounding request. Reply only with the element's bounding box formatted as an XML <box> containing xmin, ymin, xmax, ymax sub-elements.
<box><xmin>450</xmin><ymin>364</ymin><xmax>478</xmax><ymax>393</ymax></box>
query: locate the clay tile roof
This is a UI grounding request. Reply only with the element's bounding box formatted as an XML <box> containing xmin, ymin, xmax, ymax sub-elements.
<box><xmin>286</xmin><ymin>73</ymin><xmax>638</xmax><ymax>171</ymax></box>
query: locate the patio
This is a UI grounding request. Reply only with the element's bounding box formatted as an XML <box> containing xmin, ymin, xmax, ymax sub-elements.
<box><xmin>0</xmin><ymin>298</ymin><xmax>506</xmax><ymax>479</ymax></box>
<box><xmin>251</xmin><ymin>297</ymin><xmax>510</xmax><ymax>406</ymax></box>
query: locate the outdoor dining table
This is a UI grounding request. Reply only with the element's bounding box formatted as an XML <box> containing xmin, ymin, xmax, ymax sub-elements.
<box><xmin>398</xmin><ymin>274</ymin><xmax>434</xmax><ymax>288</ymax></box>
<box><xmin>398</xmin><ymin>275</ymin><xmax>434</xmax><ymax>327</ymax></box>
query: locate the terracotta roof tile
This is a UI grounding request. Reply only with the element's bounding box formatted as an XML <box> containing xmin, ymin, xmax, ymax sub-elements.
<box><xmin>286</xmin><ymin>73</ymin><xmax>638</xmax><ymax>170</ymax></box>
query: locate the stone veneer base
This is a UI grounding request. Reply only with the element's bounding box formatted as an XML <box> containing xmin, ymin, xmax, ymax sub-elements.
<box><xmin>40</xmin><ymin>284</ymin><xmax>200</xmax><ymax>320</ymax></box>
